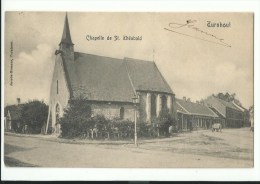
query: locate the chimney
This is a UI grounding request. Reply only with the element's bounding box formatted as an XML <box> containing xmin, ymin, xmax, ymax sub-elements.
<box><xmin>187</xmin><ymin>98</ymin><xmax>191</xmax><ymax>102</ymax></box>
<box><xmin>183</xmin><ymin>97</ymin><xmax>186</xmax><ymax>101</ymax></box>
<box><xmin>17</xmin><ymin>98</ymin><xmax>21</xmax><ymax>104</ymax></box>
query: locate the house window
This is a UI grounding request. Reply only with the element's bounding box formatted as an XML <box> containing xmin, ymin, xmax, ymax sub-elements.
<box><xmin>120</xmin><ymin>107</ymin><xmax>124</xmax><ymax>119</ymax></box>
<box><xmin>57</xmin><ymin>80</ymin><xmax>59</xmax><ymax>94</ymax></box>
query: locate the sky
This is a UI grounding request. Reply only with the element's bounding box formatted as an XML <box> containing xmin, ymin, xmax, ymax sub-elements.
<box><xmin>4</xmin><ymin>12</ymin><xmax>253</xmax><ymax>108</ymax></box>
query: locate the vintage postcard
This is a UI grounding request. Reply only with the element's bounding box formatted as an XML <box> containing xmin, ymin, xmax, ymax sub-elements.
<box><xmin>3</xmin><ymin>12</ymin><xmax>254</xmax><ymax>170</ymax></box>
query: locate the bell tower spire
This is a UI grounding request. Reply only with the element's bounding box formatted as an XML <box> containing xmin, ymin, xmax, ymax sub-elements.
<box><xmin>58</xmin><ymin>13</ymin><xmax>74</xmax><ymax>56</ymax></box>
<box><xmin>60</xmin><ymin>13</ymin><xmax>73</xmax><ymax>46</ymax></box>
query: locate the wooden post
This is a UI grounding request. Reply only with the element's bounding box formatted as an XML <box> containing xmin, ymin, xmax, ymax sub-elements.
<box><xmin>91</xmin><ymin>129</ymin><xmax>94</xmax><ymax>139</ymax></box>
<box><xmin>134</xmin><ymin>109</ymin><xmax>137</xmax><ymax>146</ymax></box>
<box><xmin>182</xmin><ymin>114</ymin><xmax>184</xmax><ymax>131</ymax></box>
<box><xmin>192</xmin><ymin>115</ymin><xmax>194</xmax><ymax>131</ymax></box>
<box><xmin>45</xmin><ymin>104</ymin><xmax>51</xmax><ymax>135</ymax></box>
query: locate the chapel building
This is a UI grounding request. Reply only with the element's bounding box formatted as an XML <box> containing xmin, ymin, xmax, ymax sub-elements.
<box><xmin>47</xmin><ymin>14</ymin><xmax>177</xmax><ymax>133</ymax></box>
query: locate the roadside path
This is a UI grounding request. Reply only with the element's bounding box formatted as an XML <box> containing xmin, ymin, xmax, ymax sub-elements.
<box><xmin>4</xmin><ymin>128</ymin><xmax>253</xmax><ymax>168</ymax></box>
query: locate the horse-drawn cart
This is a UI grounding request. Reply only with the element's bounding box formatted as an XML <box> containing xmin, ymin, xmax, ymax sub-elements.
<box><xmin>212</xmin><ymin>123</ymin><xmax>222</xmax><ymax>132</ymax></box>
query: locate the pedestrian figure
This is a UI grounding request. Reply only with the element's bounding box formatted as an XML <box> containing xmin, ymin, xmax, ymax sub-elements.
<box><xmin>169</xmin><ymin>125</ymin><xmax>173</xmax><ymax>136</ymax></box>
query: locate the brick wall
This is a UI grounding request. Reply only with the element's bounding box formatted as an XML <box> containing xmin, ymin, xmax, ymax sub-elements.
<box><xmin>91</xmin><ymin>102</ymin><xmax>136</xmax><ymax>121</ymax></box>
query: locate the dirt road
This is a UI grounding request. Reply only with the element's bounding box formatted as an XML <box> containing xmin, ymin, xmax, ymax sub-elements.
<box><xmin>4</xmin><ymin>128</ymin><xmax>253</xmax><ymax>168</ymax></box>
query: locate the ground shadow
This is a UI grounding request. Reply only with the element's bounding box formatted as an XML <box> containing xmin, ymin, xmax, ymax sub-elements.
<box><xmin>4</xmin><ymin>143</ymin><xmax>36</xmax><ymax>155</ymax></box>
<box><xmin>4</xmin><ymin>156</ymin><xmax>38</xmax><ymax>167</ymax></box>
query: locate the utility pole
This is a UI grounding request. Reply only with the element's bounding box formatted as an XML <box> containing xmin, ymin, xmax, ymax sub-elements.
<box><xmin>132</xmin><ymin>95</ymin><xmax>138</xmax><ymax>146</ymax></box>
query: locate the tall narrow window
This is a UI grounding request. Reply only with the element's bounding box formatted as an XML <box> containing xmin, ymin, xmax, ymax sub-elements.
<box><xmin>57</xmin><ymin>80</ymin><xmax>59</xmax><ymax>94</ymax></box>
<box><xmin>120</xmin><ymin>107</ymin><xmax>125</xmax><ymax>119</ymax></box>
<box><xmin>151</xmin><ymin>94</ymin><xmax>157</xmax><ymax>118</ymax></box>
<box><xmin>161</xmin><ymin>95</ymin><xmax>167</xmax><ymax>113</ymax></box>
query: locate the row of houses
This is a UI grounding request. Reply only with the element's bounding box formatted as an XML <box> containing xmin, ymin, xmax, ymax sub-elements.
<box><xmin>4</xmin><ymin>94</ymin><xmax>250</xmax><ymax>133</ymax></box>
<box><xmin>176</xmin><ymin>96</ymin><xmax>250</xmax><ymax>132</ymax></box>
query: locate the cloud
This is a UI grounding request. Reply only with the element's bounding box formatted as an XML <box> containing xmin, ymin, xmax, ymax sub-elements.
<box><xmin>4</xmin><ymin>13</ymin><xmax>253</xmax><ymax>109</ymax></box>
<box><xmin>5</xmin><ymin>44</ymin><xmax>55</xmax><ymax>105</ymax></box>
<box><xmin>159</xmin><ymin>54</ymin><xmax>253</xmax><ymax>108</ymax></box>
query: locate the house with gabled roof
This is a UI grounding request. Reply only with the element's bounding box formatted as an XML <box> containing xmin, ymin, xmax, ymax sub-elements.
<box><xmin>176</xmin><ymin>97</ymin><xmax>221</xmax><ymax>131</ymax></box>
<box><xmin>46</xmin><ymin>14</ymin><xmax>177</xmax><ymax>134</ymax></box>
<box><xmin>232</xmin><ymin>102</ymin><xmax>250</xmax><ymax>127</ymax></box>
<box><xmin>4</xmin><ymin>102</ymin><xmax>23</xmax><ymax>132</ymax></box>
<box><xmin>204</xmin><ymin>95</ymin><xmax>244</xmax><ymax>128</ymax></box>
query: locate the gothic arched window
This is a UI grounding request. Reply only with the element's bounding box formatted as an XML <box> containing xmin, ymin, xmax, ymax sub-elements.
<box><xmin>161</xmin><ymin>95</ymin><xmax>167</xmax><ymax>113</ymax></box>
<box><xmin>120</xmin><ymin>107</ymin><xmax>125</xmax><ymax>119</ymax></box>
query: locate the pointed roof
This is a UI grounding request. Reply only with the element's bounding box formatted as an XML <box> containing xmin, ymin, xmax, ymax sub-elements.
<box><xmin>204</xmin><ymin>95</ymin><xmax>243</xmax><ymax>118</ymax></box>
<box><xmin>60</xmin><ymin>13</ymin><xmax>73</xmax><ymax>45</ymax></box>
<box><xmin>176</xmin><ymin>98</ymin><xmax>218</xmax><ymax>117</ymax></box>
<box><xmin>61</xmin><ymin>52</ymin><xmax>174</xmax><ymax>102</ymax></box>
<box><xmin>124</xmin><ymin>57</ymin><xmax>173</xmax><ymax>93</ymax></box>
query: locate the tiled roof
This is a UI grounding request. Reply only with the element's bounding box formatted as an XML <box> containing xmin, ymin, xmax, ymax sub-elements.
<box><xmin>204</xmin><ymin>96</ymin><xmax>243</xmax><ymax>118</ymax></box>
<box><xmin>204</xmin><ymin>96</ymin><xmax>226</xmax><ymax>117</ymax></box>
<box><xmin>232</xmin><ymin>102</ymin><xmax>247</xmax><ymax>111</ymax></box>
<box><xmin>63</xmin><ymin>52</ymin><xmax>174</xmax><ymax>102</ymax></box>
<box><xmin>176</xmin><ymin>102</ymin><xmax>188</xmax><ymax>114</ymax></box>
<box><xmin>176</xmin><ymin>99</ymin><xmax>218</xmax><ymax>117</ymax></box>
<box><xmin>216</xmin><ymin>97</ymin><xmax>241</xmax><ymax>111</ymax></box>
<box><xmin>125</xmin><ymin>58</ymin><xmax>173</xmax><ymax>94</ymax></box>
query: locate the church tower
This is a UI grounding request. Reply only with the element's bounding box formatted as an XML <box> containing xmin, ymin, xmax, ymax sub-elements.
<box><xmin>57</xmin><ymin>13</ymin><xmax>74</xmax><ymax>59</ymax></box>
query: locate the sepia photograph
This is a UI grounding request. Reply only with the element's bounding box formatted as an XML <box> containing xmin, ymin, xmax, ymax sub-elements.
<box><xmin>3</xmin><ymin>11</ymin><xmax>254</xmax><ymax>169</ymax></box>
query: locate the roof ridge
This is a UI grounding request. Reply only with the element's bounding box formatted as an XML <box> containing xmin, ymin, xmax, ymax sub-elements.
<box><xmin>213</xmin><ymin>95</ymin><xmax>230</xmax><ymax>104</ymax></box>
<box><xmin>208</xmin><ymin>96</ymin><xmax>227</xmax><ymax>117</ymax></box>
<box><xmin>124</xmin><ymin>57</ymin><xmax>153</xmax><ymax>63</ymax></box>
<box><xmin>75</xmin><ymin>52</ymin><xmax>155</xmax><ymax>63</ymax></box>
<box><xmin>178</xmin><ymin>98</ymin><xmax>211</xmax><ymax>108</ymax></box>
<box><xmin>213</xmin><ymin>95</ymin><xmax>240</xmax><ymax>110</ymax></box>
<box><xmin>177</xmin><ymin>98</ymin><xmax>219</xmax><ymax>117</ymax></box>
<box><xmin>207</xmin><ymin>107</ymin><xmax>219</xmax><ymax>117</ymax></box>
<box><xmin>176</xmin><ymin>101</ymin><xmax>190</xmax><ymax>114</ymax></box>
<box><xmin>232</xmin><ymin>101</ymin><xmax>246</xmax><ymax>111</ymax></box>
<box><xmin>75</xmin><ymin>52</ymin><xmax>123</xmax><ymax>61</ymax></box>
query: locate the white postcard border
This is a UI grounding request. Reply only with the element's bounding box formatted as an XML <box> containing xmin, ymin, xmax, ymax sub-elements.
<box><xmin>1</xmin><ymin>0</ymin><xmax>260</xmax><ymax>181</ymax></box>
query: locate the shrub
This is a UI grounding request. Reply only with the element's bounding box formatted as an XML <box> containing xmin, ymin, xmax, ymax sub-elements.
<box><xmin>110</xmin><ymin>118</ymin><xmax>134</xmax><ymax>139</ymax></box>
<box><xmin>20</xmin><ymin>100</ymin><xmax>48</xmax><ymax>134</ymax></box>
<box><xmin>60</xmin><ymin>97</ymin><xmax>92</xmax><ymax>138</ymax></box>
<box><xmin>151</xmin><ymin>108</ymin><xmax>177</xmax><ymax>137</ymax></box>
<box><xmin>60</xmin><ymin>98</ymin><xmax>177</xmax><ymax>139</ymax></box>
